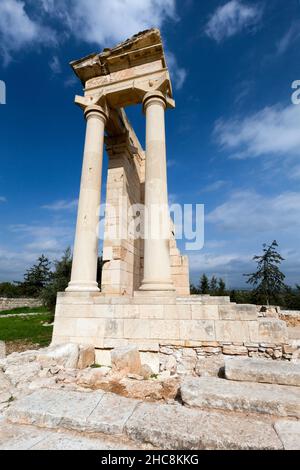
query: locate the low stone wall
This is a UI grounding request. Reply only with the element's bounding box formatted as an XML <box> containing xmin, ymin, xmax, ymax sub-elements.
<box><xmin>0</xmin><ymin>298</ymin><xmax>42</xmax><ymax>312</ymax></box>
<box><xmin>53</xmin><ymin>293</ymin><xmax>290</xmax><ymax>373</ymax></box>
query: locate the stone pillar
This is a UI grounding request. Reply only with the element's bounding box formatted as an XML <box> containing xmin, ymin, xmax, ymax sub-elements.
<box><xmin>67</xmin><ymin>104</ymin><xmax>108</xmax><ymax>292</ymax></box>
<box><xmin>140</xmin><ymin>91</ymin><xmax>175</xmax><ymax>293</ymax></box>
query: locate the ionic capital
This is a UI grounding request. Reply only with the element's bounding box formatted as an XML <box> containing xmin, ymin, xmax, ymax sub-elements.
<box><xmin>84</xmin><ymin>104</ymin><xmax>108</xmax><ymax>123</ymax></box>
<box><xmin>143</xmin><ymin>90</ymin><xmax>167</xmax><ymax>112</ymax></box>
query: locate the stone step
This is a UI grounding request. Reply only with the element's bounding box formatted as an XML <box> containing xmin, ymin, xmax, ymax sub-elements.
<box><xmin>225</xmin><ymin>357</ymin><xmax>300</xmax><ymax>387</ymax></box>
<box><xmin>177</xmin><ymin>296</ymin><xmax>231</xmax><ymax>305</ymax></box>
<box><xmin>5</xmin><ymin>388</ymin><xmax>286</xmax><ymax>450</ymax></box>
<box><xmin>181</xmin><ymin>377</ymin><xmax>300</xmax><ymax>418</ymax></box>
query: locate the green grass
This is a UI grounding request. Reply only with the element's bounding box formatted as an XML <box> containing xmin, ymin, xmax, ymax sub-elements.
<box><xmin>0</xmin><ymin>306</ymin><xmax>48</xmax><ymax>315</ymax></box>
<box><xmin>0</xmin><ymin>313</ymin><xmax>53</xmax><ymax>347</ymax></box>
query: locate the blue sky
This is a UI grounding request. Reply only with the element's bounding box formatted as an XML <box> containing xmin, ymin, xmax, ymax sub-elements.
<box><xmin>0</xmin><ymin>0</ymin><xmax>300</xmax><ymax>288</ymax></box>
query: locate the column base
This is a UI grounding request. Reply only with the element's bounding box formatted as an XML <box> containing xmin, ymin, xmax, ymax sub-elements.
<box><xmin>139</xmin><ymin>279</ymin><xmax>176</xmax><ymax>294</ymax></box>
<box><xmin>66</xmin><ymin>281</ymin><xmax>100</xmax><ymax>293</ymax></box>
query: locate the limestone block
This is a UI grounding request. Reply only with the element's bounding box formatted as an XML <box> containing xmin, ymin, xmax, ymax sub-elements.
<box><xmin>5</xmin><ymin>363</ymin><xmax>41</xmax><ymax>387</ymax></box>
<box><xmin>125</xmin><ymin>402</ymin><xmax>282</xmax><ymax>450</ymax></box>
<box><xmin>222</xmin><ymin>345</ymin><xmax>248</xmax><ymax>356</ymax></box>
<box><xmin>37</xmin><ymin>344</ymin><xmax>79</xmax><ymax>369</ymax></box>
<box><xmin>195</xmin><ymin>356</ymin><xmax>225</xmax><ymax>378</ymax></box>
<box><xmin>105</xmin><ymin>319</ymin><xmax>124</xmax><ymax>338</ymax></box>
<box><xmin>139</xmin><ymin>305</ymin><xmax>163</xmax><ymax>319</ymax></box>
<box><xmin>274</xmin><ymin>420</ymin><xmax>300</xmax><ymax>450</ymax></box>
<box><xmin>6</xmin><ymin>389</ymin><xmax>105</xmax><ymax>430</ymax></box>
<box><xmin>181</xmin><ymin>377</ymin><xmax>300</xmax><ymax>418</ymax></box>
<box><xmin>218</xmin><ymin>305</ymin><xmax>257</xmax><ymax>321</ymax></box>
<box><xmin>77</xmin><ymin>345</ymin><xmax>95</xmax><ymax>369</ymax></box>
<box><xmin>150</xmin><ymin>320</ymin><xmax>180</xmax><ymax>340</ymax></box>
<box><xmin>249</xmin><ymin>319</ymin><xmax>288</xmax><ymax>344</ymax></box>
<box><xmin>191</xmin><ymin>305</ymin><xmax>219</xmax><ymax>320</ymax></box>
<box><xmin>111</xmin><ymin>345</ymin><xmax>142</xmax><ymax>375</ymax></box>
<box><xmin>225</xmin><ymin>357</ymin><xmax>300</xmax><ymax>386</ymax></box>
<box><xmin>164</xmin><ymin>305</ymin><xmax>191</xmax><ymax>320</ymax></box>
<box><xmin>124</xmin><ymin>319</ymin><xmax>151</xmax><ymax>339</ymax></box>
<box><xmin>140</xmin><ymin>352</ymin><xmax>159</xmax><ymax>374</ymax></box>
<box><xmin>95</xmin><ymin>349</ymin><xmax>112</xmax><ymax>367</ymax></box>
<box><xmin>179</xmin><ymin>320</ymin><xmax>215</xmax><ymax>342</ymax></box>
<box><xmin>215</xmin><ymin>321</ymin><xmax>250</xmax><ymax>343</ymax></box>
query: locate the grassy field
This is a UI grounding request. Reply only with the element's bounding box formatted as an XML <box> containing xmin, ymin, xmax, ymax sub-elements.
<box><xmin>0</xmin><ymin>306</ymin><xmax>48</xmax><ymax>316</ymax></box>
<box><xmin>0</xmin><ymin>313</ymin><xmax>53</xmax><ymax>350</ymax></box>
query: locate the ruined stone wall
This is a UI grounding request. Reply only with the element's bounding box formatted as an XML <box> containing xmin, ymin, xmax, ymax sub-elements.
<box><xmin>0</xmin><ymin>298</ymin><xmax>42</xmax><ymax>312</ymax></box>
<box><xmin>101</xmin><ymin>126</ymin><xmax>190</xmax><ymax>297</ymax></box>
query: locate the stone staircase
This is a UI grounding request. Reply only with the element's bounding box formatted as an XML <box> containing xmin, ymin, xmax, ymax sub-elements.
<box><xmin>3</xmin><ymin>357</ymin><xmax>300</xmax><ymax>450</ymax></box>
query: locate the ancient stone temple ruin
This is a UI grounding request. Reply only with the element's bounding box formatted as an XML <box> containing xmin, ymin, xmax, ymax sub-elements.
<box><xmin>52</xmin><ymin>30</ymin><xmax>288</xmax><ymax>371</ymax></box>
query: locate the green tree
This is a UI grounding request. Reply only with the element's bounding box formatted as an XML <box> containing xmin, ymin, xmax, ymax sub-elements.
<box><xmin>199</xmin><ymin>274</ymin><xmax>209</xmax><ymax>294</ymax></box>
<box><xmin>41</xmin><ymin>248</ymin><xmax>72</xmax><ymax>312</ymax></box>
<box><xmin>245</xmin><ymin>240</ymin><xmax>286</xmax><ymax>305</ymax></box>
<box><xmin>190</xmin><ymin>284</ymin><xmax>200</xmax><ymax>295</ymax></box>
<box><xmin>20</xmin><ymin>255</ymin><xmax>52</xmax><ymax>297</ymax></box>
<box><xmin>209</xmin><ymin>276</ymin><xmax>218</xmax><ymax>295</ymax></box>
<box><xmin>217</xmin><ymin>278</ymin><xmax>226</xmax><ymax>295</ymax></box>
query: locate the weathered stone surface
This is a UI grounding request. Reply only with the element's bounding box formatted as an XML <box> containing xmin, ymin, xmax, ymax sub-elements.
<box><xmin>118</xmin><ymin>377</ymin><xmax>180</xmax><ymax>402</ymax></box>
<box><xmin>77</xmin><ymin>345</ymin><xmax>95</xmax><ymax>369</ymax></box>
<box><xmin>28</xmin><ymin>377</ymin><xmax>58</xmax><ymax>391</ymax></box>
<box><xmin>37</xmin><ymin>343</ymin><xmax>79</xmax><ymax>369</ymax></box>
<box><xmin>5</xmin><ymin>388</ymin><xmax>139</xmax><ymax>436</ymax></box>
<box><xmin>181</xmin><ymin>377</ymin><xmax>300</xmax><ymax>418</ymax></box>
<box><xmin>222</xmin><ymin>345</ymin><xmax>248</xmax><ymax>356</ymax></box>
<box><xmin>5</xmin><ymin>351</ymin><xmax>38</xmax><ymax>367</ymax></box>
<box><xmin>274</xmin><ymin>420</ymin><xmax>300</xmax><ymax>450</ymax></box>
<box><xmin>0</xmin><ymin>422</ymin><xmax>140</xmax><ymax>450</ymax></box>
<box><xmin>5</xmin><ymin>363</ymin><xmax>41</xmax><ymax>387</ymax></box>
<box><xmin>125</xmin><ymin>402</ymin><xmax>282</xmax><ymax>450</ymax></box>
<box><xmin>111</xmin><ymin>345</ymin><xmax>142</xmax><ymax>375</ymax></box>
<box><xmin>225</xmin><ymin>357</ymin><xmax>300</xmax><ymax>386</ymax></box>
<box><xmin>6</xmin><ymin>389</ymin><xmax>105</xmax><ymax>429</ymax></box>
<box><xmin>76</xmin><ymin>367</ymin><xmax>111</xmax><ymax>388</ymax></box>
<box><xmin>0</xmin><ymin>341</ymin><xmax>6</xmax><ymax>359</ymax></box>
<box><xmin>195</xmin><ymin>356</ymin><xmax>225</xmax><ymax>378</ymax></box>
<box><xmin>87</xmin><ymin>392</ymin><xmax>139</xmax><ymax>434</ymax></box>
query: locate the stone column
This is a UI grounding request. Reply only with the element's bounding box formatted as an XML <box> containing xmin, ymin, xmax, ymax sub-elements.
<box><xmin>67</xmin><ymin>104</ymin><xmax>108</xmax><ymax>292</ymax></box>
<box><xmin>140</xmin><ymin>91</ymin><xmax>175</xmax><ymax>293</ymax></box>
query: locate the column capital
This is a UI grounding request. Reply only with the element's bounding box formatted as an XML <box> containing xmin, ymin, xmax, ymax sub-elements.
<box><xmin>84</xmin><ymin>104</ymin><xmax>109</xmax><ymax>122</ymax></box>
<box><xmin>142</xmin><ymin>91</ymin><xmax>167</xmax><ymax>113</ymax></box>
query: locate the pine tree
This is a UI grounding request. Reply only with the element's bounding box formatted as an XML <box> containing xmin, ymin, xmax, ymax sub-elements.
<box><xmin>245</xmin><ymin>240</ymin><xmax>286</xmax><ymax>306</ymax></box>
<box><xmin>41</xmin><ymin>248</ymin><xmax>72</xmax><ymax>312</ymax></box>
<box><xmin>20</xmin><ymin>255</ymin><xmax>52</xmax><ymax>297</ymax></box>
<box><xmin>210</xmin><ymin>276</ymin><xmax>218</xmax><ymax>295</ymax></box>
<box><xmin>217</xmin><ymin>278</ymin><xmax>226</xmax><ymax>295</ymax></box>
<box><xmin>199</xmin><ymin>274</ymin><xmax>209</xmax><ymax>294</ymax></box>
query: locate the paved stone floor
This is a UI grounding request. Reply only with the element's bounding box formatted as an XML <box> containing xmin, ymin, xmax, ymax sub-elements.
<box><xmin>0</xmin><ymin>417</ymin><xmax>145</xmax><ymax>450</ymax></box>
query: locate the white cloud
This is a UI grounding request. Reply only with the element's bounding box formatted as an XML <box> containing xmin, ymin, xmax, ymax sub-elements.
<box><xmin>277</xmin><ymin>22</ymin><xmax>300</xmax><ymax>55</ymax></box>
<box><xmin>205</xmin><ymin>0</ymin><xmax>262</xmax><ymax>42</ymax></box>
<box><xmin>0</xmin><ymin>0</ymin><xmax>54</xmax><ymax>64</ymax></box>
<box><xmin>0</xmin><ymin>196</ymin><xmax>7</xmax><ymax>203</ymax></box>
<box><xmin>49</xmin><ymin>55</ymin><xmax>61</xmax><ymax>74</ymax></box>
<box><xmin>289</xmin><ymin>165</ymin><xmax>300</xmax><ymax>181</ymax></box>
<box><xmin>201</xmin><ymin>180</ymin><xmax>227</xmax><ymax>193</ymax></box>
<box><xmin>165</xmin><ymin>51</ymin><xmax>187</xmax><ymax>90</ymax></box>
<box><xmin>1</xmin><ymin>1</ymin><xmax>184</xmax><ymax>86</ymax></box>
<box><xmin>41</xmin><ymin>199</ymin><xmax>78</xmax><ymax>211</ymax></box>
<box><xmin>68</xmin><ymin>0</ymin><xmax>176</xmax><ymax>46</ymax></box>
<box><xmin>214</xmin><ymin>103</ymin><xmax>300</xmax><ymax>160</ymax></box>
<box><xmin>207</xmin><ymin>190</ymin><xmax>300</xmax><ymax>233</ymax></box>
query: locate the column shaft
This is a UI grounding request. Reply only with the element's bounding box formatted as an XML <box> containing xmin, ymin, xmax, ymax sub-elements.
<box><xmin>67</xmin><ymin>105</ymin><xmax>107</xmax><ymax>292</ymax></box>
<box><xmin>140</xmin><ymin>92</ymin><xmax>175</xmax><ymax>292</ymax></box>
